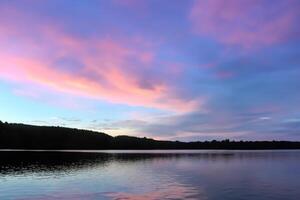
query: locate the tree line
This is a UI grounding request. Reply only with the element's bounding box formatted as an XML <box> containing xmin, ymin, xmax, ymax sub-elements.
<box><xmin>1</xmin><ymin>121</ymin><xmax>300</xmax><ymax>150</ymax></box>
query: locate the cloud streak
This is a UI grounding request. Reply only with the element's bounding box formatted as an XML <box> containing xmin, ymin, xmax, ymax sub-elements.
<box><xmin>0</xmin><ymin>10</ymin><xmax>200</xmax><ymax>113</ymax></box>
<box><xmin>190</xmin><ymin>0</ymin><xmax>300</xmax><ymax>49</ymax></box>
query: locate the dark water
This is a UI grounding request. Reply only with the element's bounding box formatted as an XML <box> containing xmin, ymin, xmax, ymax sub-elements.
<box><xmin>0</xmin><ymin>150</ymin><xmax>299</xmax><ymax>200</ymax></box>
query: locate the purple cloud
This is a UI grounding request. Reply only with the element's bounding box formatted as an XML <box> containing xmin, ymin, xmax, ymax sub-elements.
<box><xmin>190</xmin><ymin>0</ymin><xmax>300</xmax><ymax>49</ymax></box>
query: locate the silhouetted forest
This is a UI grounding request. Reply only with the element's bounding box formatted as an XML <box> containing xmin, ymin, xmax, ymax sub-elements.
<box><xmin>1</xmin><ymin>121</ymin><xmax>300</xmax><ymax>150</ymax></box>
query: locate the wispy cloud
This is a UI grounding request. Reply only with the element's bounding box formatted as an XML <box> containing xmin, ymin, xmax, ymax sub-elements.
<box><xmin>190</xmin><ymin>0</ymin><xmax>300</xmax><ymax>49</ymax></box>
<box><xmin>0</xmin><ymin>9</ymin><xmax>201</xmax><ymax>113</ymax></box>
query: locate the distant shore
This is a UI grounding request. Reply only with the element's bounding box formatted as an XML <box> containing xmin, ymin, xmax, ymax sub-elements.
<box><xmin>1</xmin><ymin>121</ymin><xmax>300</xmax><ymax>150</ymax></box>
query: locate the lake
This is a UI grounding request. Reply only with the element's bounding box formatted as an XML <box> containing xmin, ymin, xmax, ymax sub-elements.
<box><xmin>0</xmin><ymin>150</ymin><xmax>299</xmax><ymax>200</ymax></box>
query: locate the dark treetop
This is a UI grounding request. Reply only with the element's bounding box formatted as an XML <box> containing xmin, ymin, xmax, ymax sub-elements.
<box><xmin>0</xmin><ymin>121</ymin><xmax>299</xmax><ymax>150</ymax></box>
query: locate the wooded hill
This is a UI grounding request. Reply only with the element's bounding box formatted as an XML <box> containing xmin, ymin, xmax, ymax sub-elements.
<box><xmin>1</xmin><ymin>121</ymin><xmax>300</xmax><ymax>150</ymax></box>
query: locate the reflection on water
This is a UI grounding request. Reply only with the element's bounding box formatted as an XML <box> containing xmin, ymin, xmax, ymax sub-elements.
<box><xmin>105</xmin><ymin>183</ymin><xmax>202</xmax><ymax>200</ymax></box>
<box><xmin>0</xmin><ymin>150</ymin><xmax>299</xmax><ymax>200</ymax></box>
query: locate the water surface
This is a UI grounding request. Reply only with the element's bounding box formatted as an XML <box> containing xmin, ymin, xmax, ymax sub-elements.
<box><xmin>0</xmin><ymin>150</ymin><xmax>299</xmax><ymax>200</ymax></box>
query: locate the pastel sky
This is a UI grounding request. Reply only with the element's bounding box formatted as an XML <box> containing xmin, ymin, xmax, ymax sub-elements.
<box><xmin>1</xmin><ymin>0</ymin><xmax>300</xmax><ymax>141</ymax></box>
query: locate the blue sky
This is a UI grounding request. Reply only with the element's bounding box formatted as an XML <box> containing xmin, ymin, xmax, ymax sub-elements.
<box><xmin>0</xmin><ymin>0</ymin><xmax>300</xmax><ymax>141</ymax></box>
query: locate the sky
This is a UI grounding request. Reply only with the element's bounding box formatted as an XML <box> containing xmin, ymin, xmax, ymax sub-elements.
<box><xmin>0</xmin><ymin>0</ymin><xmax>300</xmax><ymax>141</ymax></box>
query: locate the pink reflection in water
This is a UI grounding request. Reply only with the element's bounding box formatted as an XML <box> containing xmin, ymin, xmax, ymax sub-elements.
<box><xmin>105</xmin><ymin>183</ymin><xmax>205</xmax><ymax>200</ymax></box>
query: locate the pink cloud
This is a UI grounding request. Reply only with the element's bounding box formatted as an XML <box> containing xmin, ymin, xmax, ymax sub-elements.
<box><xmin>0</xmin><ymin>14</ymin><xmax>200</xmax><ymax>113</ymax></box>
<box><xmin>190</xmin><ymin>0</ymin><xmax>300</xmax><ymax>48</ymax></box>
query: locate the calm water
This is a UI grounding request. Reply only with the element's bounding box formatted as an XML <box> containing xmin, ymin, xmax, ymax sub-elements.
<box><xmin>0</xmin><ymin>150</ymin><xmax>299</xmax><ymax>200</ymax></box>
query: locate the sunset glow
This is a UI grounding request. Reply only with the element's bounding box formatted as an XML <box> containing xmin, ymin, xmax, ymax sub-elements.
<box><xmin>1</xmin><ymin>0</ymin><xmax>300</xmax><ymax>141</ymax></box>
